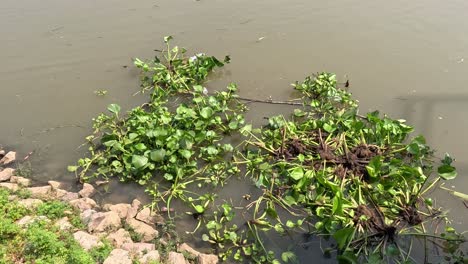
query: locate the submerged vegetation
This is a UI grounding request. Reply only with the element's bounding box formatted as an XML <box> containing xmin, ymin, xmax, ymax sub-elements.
<box><xmin>70</xmin><ymin>37</ymin><xmax>466</xmax><ymax>263</ymax></box>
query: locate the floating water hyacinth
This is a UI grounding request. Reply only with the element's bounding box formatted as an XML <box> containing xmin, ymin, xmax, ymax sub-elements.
<box><xmin>70</xmin><ymin>37</ymin><xmax>466</xmax><ymax>264</ymax></box>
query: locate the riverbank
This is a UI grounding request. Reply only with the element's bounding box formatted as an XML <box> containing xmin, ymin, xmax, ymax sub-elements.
<box><xmin>0</xmin><ymin>148</ymin><xmax>218</xmax><ymax>264</ymax></box>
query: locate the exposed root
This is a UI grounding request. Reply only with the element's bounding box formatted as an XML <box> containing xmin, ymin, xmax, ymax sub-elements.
<box><xmin>354</xmin><ymin>204</ymin><xmax>397</xmax><ymax>242</ymax></box>
<box><xmin>399</xmin><ymin>205</ymin><xmax>422</xmax><ymax>226</ymax></box>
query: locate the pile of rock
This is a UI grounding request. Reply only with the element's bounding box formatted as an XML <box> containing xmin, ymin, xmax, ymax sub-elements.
<box><xmin>0</xmin><ymin>148</ymin><xmax>218</xmax><ymax>264</ymax></box>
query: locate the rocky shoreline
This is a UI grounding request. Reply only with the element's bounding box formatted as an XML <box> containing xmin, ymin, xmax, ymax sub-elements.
<box><xmin>0</xmin><ymin>149</ymin><xmax>218</xmax><ymax>264</ymax></box>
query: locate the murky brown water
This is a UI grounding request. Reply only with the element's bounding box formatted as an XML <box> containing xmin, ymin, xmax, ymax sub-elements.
<box><xmin>1</xmin><ymin>0</ymin><xmax>467</xmax><ymax>262</ymax></box>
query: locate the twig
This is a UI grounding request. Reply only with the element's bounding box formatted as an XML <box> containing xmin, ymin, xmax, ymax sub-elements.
<box><xmin>400</xmin><ymin>233</ymin><xmax>466</xmax><ymax>242</ymax></box>
<box><xmin>235</xmin><ymin>96</ymin><xmax>303</xmax><ymax>106</ymax></box>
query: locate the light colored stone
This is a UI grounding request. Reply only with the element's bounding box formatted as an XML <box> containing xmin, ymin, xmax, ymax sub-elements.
<box><xmin>16</xmin><ymin>215</ymin><xmax>34</xmax><ymax>226</ymax></box>
<box><xmin>121</xmin><ymin>242</ymin><xmax>155</xmax><ymax>257</ymax></box>
<box><xmin>27</xmin><ymin>186</ymin><xmax>51</xmax><ymax>198</ymax></box>
<box><xmin>126</xmin><ymin>218</ymin><xmax>158</xmax><ymax>242</ymax></box>
<box><xmin>167</xmin><ymin>252</ymin><xmax>188</xmax><ymax>264</ymax></box>
<box><xmin>48</xmin><ymin>180</ymin><xmax>61</xmax><ymax>189</ymax></box>
<box><xmin>178</xmin><ymin>243</ymin><xmax>200</xmax><ymax>257</ymax></box>
<box><xmin>79</xmin><ymin>183</ymin><xmax>96</xmax><ymax>198</ymax></box>
<box><xmin>80</xmin><ymin>209</ymin><xmax>98</xmax><ymax>225</ymax></box>
<box><xmin>10</xmin><ymin>176</ymin><xmax>31</xmax><ymax>187</ymax></box>
<box><xmin>18</xmin><ymin>198</ymin><xmax>43</xmax><ymax>209</ymax></box>
<box><xmin>103</xmin><ymin>249</ymin><xmax>132</xmax><ymax>264</ymax></box>
<box><xmin>198</xmin><ymin>254</ymin><xmax>219</xmax><ymax>264</ymax></box>
<box><xmin>105</xmin><ymin>203</ymin><xmax>131</xmax><ymax>219</ymax></box>
<box><xmin>0</xmin><ymin>149</ymin><xmax>4</xmax><ymax>156</ymax></box>
<box><xmin>87</xmin><ymin>211</ymin><xmax>121</xmax><ymax>233</ymax></box>
<box><xmin>106</xmin><ymin>228</ymin><xmax>132</xmax><ymax>248</ymax></box>
<box><xmin>136</xmin><ymin>207</ymin><xmax>164</xmax><ymax>225</ymax></box>
<box><xmin>55</xmin><ymin>217</ymin><xmax>74</xmax><ymax>230</ymax></box>
<box><xmin>126</xmin><ymin>199</ymin><xmax>142</xmax><ymax>219</ymax></box>
<box><xmin>0</xmin><ymin>182</ymin><xmax>19</xmax><ymax>191</ymax></box>
<box><xmin>17</xmin><ymin>215</ymin><xmax>49</xmax><ymax>226</ymax></box>
<box><xmin>132</xmin><ymin>199</ymin><xmax>142</xmax><ymax>208</ymax></box>
<box><xmin>55</xmin><ymin>188</ymin><xmax>67</xmax><ymax>198</ymax></box>
<box><xmin>73</xmin><ymin>231</ymin><xmax>103</xmax><ymax>250</ymax></box>
<box><xmin>93</xmin><ymin>232</ymin><xmax>110</xmax><ymax>239</ymax></box>
<box><xmin>0</xmin><ymin>168</ymin><xmax>15</xmax><ymax>182</ymax></box>
<box><xmin>69</xmin><ymin>198</ymin><xmax>97</xmax><ymax>211</ymax></box>
<box><xmin>0</xmin><ymin>151</ymin><xmax>16</xmax><ymax>166</ymax></box>
<box><xmin>57</xmin><ymin>190</ymin><xmax>79</xmax><ymax>201</ymax></box>
<box><xmin>139</xmin><ymin>250</ymin><xmax>160</xmax><ymax>264</ymax></box>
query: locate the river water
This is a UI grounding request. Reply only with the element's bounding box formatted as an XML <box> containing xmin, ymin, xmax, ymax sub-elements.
<box><xmin>1</xmin><ymin>0</ymin><xmax>467</xmax><ymax>262</ymax></box>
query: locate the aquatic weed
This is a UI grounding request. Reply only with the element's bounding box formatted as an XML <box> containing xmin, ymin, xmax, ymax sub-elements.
<box><xmin>70</xmin><ymin>38</ymin><xmax>466</xmax><ymax>263</ymax></box>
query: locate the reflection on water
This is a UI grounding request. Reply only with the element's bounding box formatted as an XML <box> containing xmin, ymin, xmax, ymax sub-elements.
<box><xmin>1</xmin><ymin>0</ymin><xmax>467</xmax><ymax>261</ymax></box>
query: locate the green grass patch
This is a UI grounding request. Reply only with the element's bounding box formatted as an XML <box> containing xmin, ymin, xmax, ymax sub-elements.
<box><xmin>0</xmin><ymin>188</ymin><xmax>113</xmax><ymax>263</ymax></box>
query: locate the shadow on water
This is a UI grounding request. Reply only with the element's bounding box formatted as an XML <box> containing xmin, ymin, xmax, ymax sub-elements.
<box><xmin>400</xmin><ymin>93</ymin><xmax>468</xmax><ymax>141</ymax></box>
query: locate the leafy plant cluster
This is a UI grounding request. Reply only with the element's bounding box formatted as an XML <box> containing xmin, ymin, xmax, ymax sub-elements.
<box><xmin>0</xmin><ymin>189</ymin><xmax>111</xmax><ymax>264</ymax></box>
<box><xmin>70</xmin><ymin>37</ymin><xmax>244</xmax><ymax>216</ymax></box>
<box><xmin>70</xmin><ymin>38</ymin><xmax>466</xmax><ymax>263</ymax></box>
<box><xmin>241</xmin><ymin>73</ymin><xmax>463</xmax><ymax>262</ymax></box>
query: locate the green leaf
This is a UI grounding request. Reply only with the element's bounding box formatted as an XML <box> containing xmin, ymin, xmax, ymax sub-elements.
<box><xmin>193</xmin><ymin>85</ymin><xmax>203</xmax><ymax>93</ymax></box>
<box><xmin>332</xmin><ymin>191</ymin><xmax>343</xmax><ymax>215</ymax></box>
<box><xmin>67</xmin><ymin>166</ymin><xmax>78</xmax><ymax>172</ymax></box>
<box><xmin>103</xmin><ymin>140</ymin><xmax>118</xmax><ymax>147</ymax></box>
<box><xmin>281</xmin><ymin>251</ymin><xmax>297</xmax><ymax>263</ymax></box>
<box><xmin>274</xmin><ymin>223</ymin><xmax>284</xmax><ymax>233</ymax></box>
<box><xmin>228</xmin><ymin>121</ymin><xmax>238</xmax><ymax>130</ymax></box>
<box><xmin>179</xmin><ymin>149</ymin><xmax>192</xmax><ymax>160</ymax></box>
<box><xmin>441</xmin><ymin>153</ymin><xmax>454</xmax><ymax>165</ymax></box>
<box><xmin>293</xmin><ymin>108</ymin><xmax>306</xmax><ymax>117</ymax></box>
<box><xmin>289</xmin><ymin>167</ymin><xmax>304</xmax><ymax>181</ymax></box>
<box><xmin>128</xmin><ymin>133</ymin><xmax>138</xmax><ymax>140</ymax></box>
<box><xmin>107</xmin><ymin>104</ymin><xmax>121</xmax><ymax>114</ymax></box>
<box><xmin>407</xmin><ymin>142</ymin><xmax>421</xmax><ymax>155</ymax></box>
<box><xmin>366</xmin><ymin>156</ymin><xmax>382</xmax><ymax>178</ymax></box>
<box><xmin>333</xmin><ymin>227</ymin><xmax>354</xmax><ymax>249</ymax></box>
<box><xmin>200</xmin><ymin>107</ymin><xmax>213</xmax><ymax>119</ymax></box>
<box><xmin>134</xmin><ymin>143</ymin><xmax>147</xmax><ymax>151</ymax></box>
<box><xmin>243</xmin><ymin>246</ymin><xmax>252</xmax><ymax>256</ymax></box>
<box><xmin>337</xmin><ymin>253</ymin><xmax>358</xmax><ymax>264</ymax></box>
<box><xmin>228</xmin><ymin>231</ymin><xmax>237</xmax><ymax>242</ymax></box>
<box><xmin>131</xmin><ymin>155</ymin><xmax>148</xmax><ymax>169</ymax></box>
<box><xmin>222</xmin><ymin>144</ymin><xmax>233</xmax><ymax>152</ymax></box>
<box><xmin>164</xmin><ymin>35</ymin><xmax>173</xmax><ymax>43</ymax></box>
<box><xmin>240</xmin><ymin>124</ymin><xmax>252</xmax><ymax>136</ymax></box>
<box><xmin>150</xmin><ymin>149</ymin><xmax>166</xmax><ymax>162</ymax></box>
<box><xmin>164</xmin><ymin>173</ymin><xmax>173</xmax><ymax>181</ymax></box>
<box><xmin>192</xmin><ymin>204</ymin><xmax>204</xmax><ymax>214</ymax></box>
<box><xmin>266</xmin><ymin>206</ymin><xmax>278</xmax><ymax>219</ymax></box>
<box><xmin>205</xmin><ymin>146</ymin><xmax>219</xmax><ymax>155</ymax></box>
<box><xmin>323</xmin><ymin>123</ymin><xmax>335</xmax><ymax>133</ymax></box>
<box><xmin>206</xmin><ymin>221</ymin><xmax>219</xmax><ymax>230</ymax></box>
<box><xmin>438</xmin><ymin>164</ymin><xmax>457</xmax><ymax>180</ymax></box>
